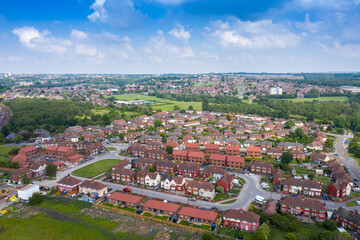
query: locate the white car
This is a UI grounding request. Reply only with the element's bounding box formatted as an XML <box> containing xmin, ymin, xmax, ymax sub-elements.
<box><xmin>356</xmin><ymin>201</ymin><xmax>360</xmax><ymax>205</ymax></box>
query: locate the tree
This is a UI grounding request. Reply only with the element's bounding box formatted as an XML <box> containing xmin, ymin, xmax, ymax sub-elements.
<box><xmin>285</xmin><ymin>120</ymin><xmax>295</xmax><ymax>129</ymax></box>
<box><xmin>201</xmin><ymin>233</ymin><xmax>214</xmax><ymax>240</ymax></box>
<box><xmin>149</xmin><ymin>167</ymin><xmax>155</xmax><ymax>172</ymax></box>
<box><xmin>166</xmin><ymin>145</ymin><xmax>173</xmax><ymax>154</ymax></box>
<box><xmin>215</xmin><ymin>186</ymin><xmax>224</xmax><ymax>194</ymax></box>
<box><xmin>21</xmin><ymin>173</ymin><xmax>31</xmax><ymax>184</ymax></box>
<box><xmin>154</xmin><ymin>119</ymin><xmax>162</xmax><ymax>128</ymax></box>
<box><xmin>14</xmin><ymin>135</ymin><xmax>24</xmax><ymax>143</ymax></box>
<box><xmin>188</xmin><ymin>105</ymin><xmax>194</xmax><ymax>110</ymax></box>
<box><xmin>304</xmin><ymin>88</ymin><xmax>320</xmax><ymax>98</ymax></box>
<box><xmin>173</xmin><ymin>105</ymin><xmax>180</xmax><ymax>110</ymax></box>
<box><xmin>202</xmin><ymin>98</ymin><xmax>209</xmax><ymax>111</ymax></box>
<box><xmin>226</xmin><ymin>114</ymin><xmax>231</xmax><ymax>121</ymax></box>
<box><xmin>308</xmin><ymin>173</ymin><xmax>315</xmax><ymax>180</ymax></box>
<box><xmin>45</xmin><ymin>164</ymin><xmax>57</xmax><ymax>177</ymax></box>
<box><xmin>254</xmin><ymin>223</ymin><xmax>270</xmax><ymax>240</ymax></box>
<box><xmin>28</xmin><ymin>193</ymin><xmax>45</xmax><ymax>206</ymax></box>
<box><xmin>101</xmin><ymin>114</ymin><xmax>111</xmax><ymax>125</ymax></box>
<box><xmin>281</xmin><ymin>152</ymin><xmax>293</xmax><ymax>164</ymax></box>
<box><xmin>180</xmin><ymin>109</ymin><xmax>186</xmax><ymax>113</ymax></box>
<box><xmin>323</xmin><ymin>219</ymin><xmax>337</xmax><ymax>231</ymax></box>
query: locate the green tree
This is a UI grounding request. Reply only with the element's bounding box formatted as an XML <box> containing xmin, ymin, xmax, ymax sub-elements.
<box><xmin>14</xmin><ymin>135</ymin><xmax>24</xmax><ymax>143</ymax></box>
<box><xmin>285</xmin><ymin>120</ymin><xmax>295</xmax><ymax>129</ymax></box>
<box><xmin>323</xmin><ymin>219</ymin><xmax>337</xmax><ymax>231</ymax></box>
<box><xmin>154</xmin><ymin>119</ymin><xmax>162</xmax><ymax>128</ymax></box>
<box><xmin>101</xmin><ymin>114</ymin><xmax>111</xmax><ymax>125</ymax></box>
<box><xmin>281</xmin><ymin>152</ymin><xmax>293</xmax><ymax>164</ymax></box>
<box><xmin>45</xmin><ymin>164</ymin><xmax>57</xmax><ymax>177</ymax></box>
<box><xmin>308</xmin><ymin>173</ymin><xmax>315</xmax><ymax>180</ymax></box>
<box><xmin>226</xmin><ymin>114</ymin><xmax>231</xmax><ymax>121</ymax></box>
<box><xmin>28</xmin><ymin>193</ymin><xmax>45</xmax><ymax>206</ymax></box>
<box><xmin>166</xmin><ymin>145</ymin><xmax>173</xmax><ymax>154</ymax></box>
<box><xmin>21</xmin><ymin>173</ymin><xmax>31</xmax><ymax>184</ymax></box>
<box><xmin>215</xmin><ymin>186</ymin><xmax>224</xmax><ymax>194</ymax></box>
<box><xmin>173</xmin><ymin>105</ymin><xmax>180</xmax><ymax>110</ymax></box>
<box><xmin>149</xmin><ymin>167</ymin><xmax>155</xmax><ymax>172</ymax></box>
<box><xmin>202</xmin><ymin>98</ymin><xmax>209</xmax><ymax>111</ymax></box>
<box><xmin>188</xmin><ymin>105</ymin><xmax>194</xmax><ymax>110</ymax></box>
<box><xmin>180</xmin><ymin>109</ymin><xmax>186</xmax><ymax>113</ymax></box>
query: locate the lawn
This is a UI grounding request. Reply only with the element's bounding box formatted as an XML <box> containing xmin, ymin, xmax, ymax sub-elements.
<box><xmin>143</xmin><ymin>212</ymin><xmax>152</xmax><ymax>217</ymax></box>
<box><xmin>220</xmin><ymin>199</ymin><xmax>237</xmax><ymax>204</ymax></box>
<box><xmin>179</xmin><ymin>220</ymin><xmax>190</xmax><ymax>226</ymax></box>
<box><xmin>107</xmin><ymin>147</ymin><xmax>116</xmax><ymax>151</ymax></box>
<box><xmin>154</xmin><ymin>215</ymin><xmax>169</xmax><ymax>221</ymax></box>
<box><xmin>72</xmin><ymin>159</ymin><xmax>122</xmax><ymax>178</ymax></box>
<box><xmin>213</xmin><ymin>193</ymin><xmax>228</xmax><ymax>202</ymax></box>
<box><xmin>0</xmin><ymin>197</ymin><xmax>145</xmax><ymax>240</ymax></box>
<box><xmin>346</xmin><ymin>200</ymin><xmax>357</xmax><ymax>207</ymax></box>
<box><xmin>0</xmin><ymin>145</ymin><xmax>22</xmax><ymax>162</ymax></box>
<box><xmin>283</xmin><ymin>96</ymin><xmax>348</xmax><ymax>103</ymax></box>
<box><xmin>111</xmin><ymin>94</ymin><xmax>202</xmax><ymax>111</ymax></box>
<box><xmin>192</xmin><ymin>224</ymin><xmax>211</xmax><ymax>231</ymax></box>
<box><xmin>217</xmin><ymin>227</ymin><xmax>254</xmax><ymax>239</ymax></box>
<box><xmin>238</xmin><ymin>177</ymin><xmax>246</xmax><ymax>184</ymax></box>
<box><xmin>118</xmin><ymin>206</ymin><xmax>136</xmax><ymax>212</ymax></box>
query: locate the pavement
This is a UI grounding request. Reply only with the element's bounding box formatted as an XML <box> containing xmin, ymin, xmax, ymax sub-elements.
<box><xmin>33</xmin><ymin>139</ymin><xmax>360</xmax><ymax>212</ymax></box>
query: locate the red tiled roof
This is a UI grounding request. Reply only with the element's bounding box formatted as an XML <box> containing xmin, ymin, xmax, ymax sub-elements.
<box><xmin>247</xmin><ymin>147</ymin><xmax>261</xmax><ymax>152</ymax></box>
<box><xmin>79</xmin><ymin>179</ymin><xmax>107</xmax><ymax>190</ymax></box>
<box><xmin>19</xmin><ymin>145</ymin><xmax>37</xmax><ymax>154</ymax></box>
<box><xmin>68</xmin><ymin>154</ymin><xmax>82</xmax><ymax>160</ymax></box>
<box><xmin>188</xmin><ymin>151</ymin><xmax>204</xmax><ymax>158</ymax></box>
<box><xmin>12</xmin><ymin>153</ymin><xmax>27</xmax><ymax>166</ymax></box>
<box><xmin>46</xmin><ymin>145</ymin><xmax>58</xmax><ymax>151</ymax></box>
<box><xmin>227</xmin><ymin>156</ymin><xmax>244</xmax><ymax>163</ymax></box>
<box><xmin>223</xmin><ymin>209</ymin><xmax>260</xmax><ymax>223</ymax></box>
<box><xmin>143</xmin><ymin>200</ymin><xmax>180</xmax><ymax>213</ymax></box>
<box><xmin>178</xmin><ymin>207</ymin><xmax>217</xmax><ymax>221</ymax></box>
<box><xmin>186</xmin><ymin>143</ymin><xmax>200</xmax><ymax>148</ymax></box>
<box><xmin>57</xmin><ymin>175</ymin><xmax>82</xmax><ymax>186</ymax></box>
<box><xmin>107</xmin><ymin>192</ymin><xmax>142</xmax><ymax>204</ymax></box>
<box><xmin>225</xmin><ymin>145</ymin><xmax>239</xmax><ymax>151</ymax></box>
<box><xmin>205</xmin><ymin>144</ymin><xmax>219</xmax><ymax>150</ymax></box>
<box><xmin>172</xmin><ymin>149</ymin><xmax>188</xmax><ymax>156</ymax></box>
<box><xmin>209</xmin><ymin>154</ymin><xmax>226</xmax><ymax>161</ymax></box>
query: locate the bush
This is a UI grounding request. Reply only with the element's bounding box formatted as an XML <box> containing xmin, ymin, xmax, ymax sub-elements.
<box><xmin>28</xmin><ymin>193</ymin><xmax>45</xmax><ymax>206</ymax></box>
<box><xmin>271</xmin><ymin>213</ymin><xmax>298</xmax><ymax>232</ymax></box>
<box><xmin>285</xmin><ymin>232</ymin><xmax>296</xmax><ymax>240</ymax></box>
<box><xmin>8</xmin><ymin>148</ymin><xmax>19</xmax><ymax>155</ymax></box>
<box><xmin>323</xmin><ymin>219</ymin><xmax>337</xmax><ymax>231</ymax></box>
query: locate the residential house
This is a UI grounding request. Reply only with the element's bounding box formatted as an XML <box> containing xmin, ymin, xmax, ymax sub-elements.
<box><xmin>227</xmin><ymin>156</ymin><xmax>245</xmax><ymax>169</ymax></box>
<box><xmin>178</xmin><ymin>207</ymin><xmax>218</xmax><ymax>225</ymax></box>
<box><xmin>279</xmin><ymin>196</ymin><xmax>326</xmax><ymax>220</ymax></box>
<box><xmin>156</xmin><ymin>161</ymin><xmax>176</xmax><ymax>173</ymax></box>
<box><xmin>205</xmin><ymin>144</ymin><xmax>220</xmax><ymax>155</ymax></box>
<box><xmin>209</xmin><ymin>154</ymin><xmax>227</xmax><ymax>167</ymax></box>
<box><xmin>246</xmin><ymin>147</ymin><xmax>262</xmax><ymax>158</ymax></box>
<box><xmin>144</xmin><ymin>172</ymin><xmax>161</xmax><ymax>187</ymax></box>
<box><xmin>226</xmin><ymin>145</ymin><xmax>240</xmax><ymax>156</ymax></box>
<box><xmin>222</xmin><ymin>209</ymin><xmax>260</xmax><ymax>232</ymax></box>
<box><xmin>267</xmin><ymin>148</ymin><xmax>283</xmax><ymax>159</ymax></box>
<box><xmin>186</xmin><ymin>180</ymin><xmax>215</xmax><ymax>200</ymax></box>
<box><xmin>79</xmin><ymin>179</ymin><xmax>107</xmax><ymax>197</ymax></box>
<box><xmin>172</xmin><ymin>149</ymin><xmax>188</xmax><ymax>162</ymax></box>
<box><xmin>177</xmin><ymin>163</ymin><xmax>200</xmax><ymax>178</ymax></box>
<box><xmin>111</xmin><ymin>168</ymin><xmax>136</xmax><ymax>183</ymax></box>
<box><xmin>107</xmin><ymin>192</ymin><xmax>142</xmax><ymax>208</ymax></box>
<box><xmin>332</xmin><ymin>207</ymin><xmax>360</xmax><ymax>235</ymax></box>
<box><xmin>217</xmin><ymin>174</ymin><xmax>234</xmax><ymax>193</ymax></box>
<box><xmin>57</xmin><ymin>175</ymin><xmax>82</xmax><ymax>192</ymax></box>
<box><xmin>272</xmin><ymin>167</ymin><xmax>283</xmax><ymax>185</ymax></box>
<box><xmin>202</xmin><ymin>166</ymin><xmax>227</xmax><ymax>180</ymax></box>
<box><xmin>19</xmin><ymin>145</ymin><xmax>37</xmax><ymax>158</ymax></box>
<box><xmin>327</xmin><ymin>181</ymin><xmax>351</xmax><ymax>198</ymax></box>
<box><xmin>186</xmin><ymin>143</ymin><xmax>200</xmax><ymax>152</ymax></box>
<box><xmin>282</xmin><ymin>178</ymin><xmax>322</xmax><ymax>197</ymax></box>
<box><xmin>187</xmin><ymin>151</ymin><xmax>205</xmax><ymax>164</ymax></box>
<box><xmin>310</xmin><ymin>152</ymin><xmax>330</xmax><ymax>162</ymax></box>
<box><xmin>290</xmin><ymin>150</ymin><xmax>306</xmax><ymax>160</ymax></box>
<box><xmin>147</xmin><ymin>149</ymin><xmax>167</xmax><ymax>160</ymax></box>
<box><xmin>134</xmin><ymin>157</ymin><xmax>156</xmax><ymax>169</ymax></box>
<box><xmin>143</xmin><ymin>200</ymin><xmax>181</xmax><ymax>216</ymax></box>
<box><xmin>249</xmin><ymin>161</ymin><xmax>273</xmax><ymax>174</ymax></box>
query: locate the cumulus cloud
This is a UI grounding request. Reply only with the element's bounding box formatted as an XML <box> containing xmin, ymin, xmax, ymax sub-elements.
<box><xmin>75</xmin><ymin>44</ymin><xmax>99</xmax><ymax>57</ymax></box>
<box><xmin>12</xmin><ymin>26</ymin><xmax>71</xmax><ymax>53</ymax></box>
<box><xmin>169</xmin><ymin>24</ymin><xmax>191</xmax><ymax>42</ymax></box>
<box><xmin>296</xmin><ymin>13</ymin><xmax>322</xmax><ymax>33</ymax></box>
<box><xmin>88</xmin><ymin>0</ymin><xmax>107</xmax><ymax>22</ymax></box>
<box><xmin>71</xmin><ymin>29</ymin><xmax>87</xmax><ymax>39</ymax></box>
<box><xmin>145</xmin><ymin>30</ymin><xmax>195</xmax><ymax>62</ymax></box>
<box><xmin>207</xmin><ymin>18</ymin><xmax>300</xmax><ymax>49</ymax></box>
<box><xmin>320</xmin><ymin>40</ymin><xmax>360</xmax><ymax>58</ymax></box>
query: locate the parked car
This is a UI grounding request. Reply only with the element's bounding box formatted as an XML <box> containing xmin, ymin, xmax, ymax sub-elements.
<box><xmin>188</xmin><ymin>197</ymin><xmax>197</xmax><ymax>202</ymax></box>
<box><xmin>123</xmin><ymin>187</ymin><xmax>132</xmax><ymax>193</ymax></box>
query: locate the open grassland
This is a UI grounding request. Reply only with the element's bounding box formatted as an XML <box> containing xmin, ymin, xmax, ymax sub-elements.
<box><xmin>111</xmin><ymin>94</ymin><xmax>202</xmax><ymax>111</ymax></box>
<box><xmin>72</xmin><ymin>159</ymin><xmax>121</xmax><ymax>178</ymax></box>
<box><xmin>0</xmin><ymin>145</ymin><xmax>22</xmax><ymax>162</ymax></box>
<box><xmin>282</xmin><ymin>96</ymin><xmax>348</xmax><ymax>103</ymax></box>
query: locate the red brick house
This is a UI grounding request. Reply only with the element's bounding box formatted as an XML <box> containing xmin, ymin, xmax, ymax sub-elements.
<box><xmin>282</xmin><ymin>178</ymin><xmax>322</xmax><ymax>197</ymax></box>
<box><xmin>267</xmin><ymin>148</ymin><xmax>283</xmax><ymax>159</ymax></box>
<box><xmin>57</xmin><ymin>175</ymin><xmax>82</xmax><ymax>192</ymax></box>
<box><xmin>290</xmin><ymin>150</ymin><xmax>306</xmax><ymax>160</ymax></box>
<box><xmin>147</xmin><ymin>149</ymin><xmax>167</xmax><ymax>160</ymax></box>
<box><xmin>19</xmin><ymin>145</ymin><xmax>37</xmax><ymax>158</ymax></box>
<box><xmin>217</xmin><ymin>174</ymin><xmax>234</xmax><ymax>193</ymax></box>
<box><xmin>107</xmin><ymin>192</ymin><xmax>142</xmax><ymax>207</ymax></box>
<box><xmin>10</xmin><ymin>167</ymin><xmax>31</xmax><ymax>182</ymax></box>
<box><xmin>327</xmin><ymin>181</ymin><xmax>351</xmax><ymax>198</ymax></box>
<box><xmin>209</xmin><ymin>154</ymin><xmax>227</xmax><ymax>167</ymax></box>
<box><xmin>178</xmin><ymin>207</ymin><xmax>217</xmax><ymax>225</ymax></box>
<box><xmin>177</xmin><ymin>163</ymin><xmax>200</xmax><ymax>178</ymax></box>
<box><xmin>67</xmin><ymin>154</ymin><xmax>83</xmax><ymax>163</ymax></box>
<box><xmin>143</xmin><ymin>200</ymin><xmax>181</xmax><ymax>216</ymax></box>
<box><xmin>156</xmin><ymin>160</ymin><xmax>176</xmax><ymax>173</ymax></box>
<box><xmin>279</xmin><ymin>196</ymin><xmax>326</xmax><ymax>220</ymax></box>
<box><xmin>146</xmin><ymin>142</ymin><xmax>162</xmax><ymax>150</ymax></box>
<box><xmin>205</xmin><ymin>144</ymin><xmax>220</xmax><ymax>155</ymax></box>
<box><xmin>185</xmin><ymin>143</ymin><xmax>200</xmax><ymax>152</ymax></box>
<box><xmin>134</xmin><ymin>157</ymin><xmax>156</xmax><ymax>169</ymax></box>
<box><xmin>222</xmin><ymin>209</ymin><xmax>260</xmax><ymax>232</ymax></box>
<box><xmin>272</xmin><ymin>167</ymin><xmax>283</xmax><ymax>185</ymax></box>
<box><xmin>333</xmin><ymin>207</ymin><xmax>360</xmax><ymax>235</ymax></box>
<box><xmin>46</xmin><ymin>145</ymin><xmax>58</xmax><ymax>156</ymax></box>
<box><xmin>202</xmin><ymin>166</ymin><xmax>227</xmax><ymax>179</ymax></box>
<box><xmin>249</xmin><ymin>161</ymin><xmax>273</xmax><ymax>174</ymax></box>
<box><xmin>57</xmin><ymin>146</ymin><xmax>74</xmax><ymax>158</ymax></box>
<box><xmin>111</xmin><ymin>168</ymin><xmax>136</xmax><ymax>183</ymax></box>
<box><xmin>187</xmin><ymin>151</ymin><xmax>205</xmax><ymax>164</ymax></box>
<box><xmin>186</xmin><ymin>180</ymin><xmax>215</xmax><ymax>199</ymax></box>
<box><xmin>246</xmin><ymin>147</ymin><xmax>262</xmax><ymax>158</ymax></box>
<box><xmin>226</xmin><ymin>145</ymin><xmax>240</xmax><ymax>156</ymax></box>
<box><xmin>12</xmin><ymin>153</ymin><xmax>27</xmax><ymax>166</ymax></box>
<box><xmin>132</xmin><ymin>145</ymin><xmax>148</xmax><ymax>157</ymax></box>
<box><xmin>172</xmin><ymin>149</ymin><xmax>188</xmax><ymax>162</ymax></box>
<box><xmin>227</xmin><ymin>156</ymin><xmax>244</xmax><ymax>169</ymax></box>
<box><xmin>167</xmin><ymin>136</ymin><xmax>178</xmax><ymax>144</ymax></box>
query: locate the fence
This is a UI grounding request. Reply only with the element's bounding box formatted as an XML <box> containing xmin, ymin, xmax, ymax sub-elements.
<box><xmin>93</xmin><ymin>198</ymin><xmax>209</xmax><ymax>234</ymax></box>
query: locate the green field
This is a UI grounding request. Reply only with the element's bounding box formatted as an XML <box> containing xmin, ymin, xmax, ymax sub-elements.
<box><xmin>220</xmin><ymin>199</ymin><xmax>237</xmax><ymax>204</ymax></box>
<box><xmin>72</xmin><ymin>159</ymin><xmax>122</xmax><ymax>178</ymax></box>
<box><xmin>0</xmin><ymin>145</ymin><xmax>22</xmax><ymax>162</ymax></box>
<box><xmin>111</xmin><ymin>94</ymin><xmax>202</xmax><ymax>111</ymax></box>
<box><xmin>282</xmin><ymin>96</ymin><xmax>348</xmax><ymax>103</ymax></box>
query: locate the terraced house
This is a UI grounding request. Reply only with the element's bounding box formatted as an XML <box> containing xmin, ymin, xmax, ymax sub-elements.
<box><xmin>333</xmin><ymin>207</ymin><xmax>360</xmax><ymax>235</ymax></box>
<box><xmin>282</xmin><ymin>178</ymin><xmax>322</xmax><ymax>197</ymax></box>
<box><xmin>172</xmin><ymin>149</ymin><xmax>188</xmax><ymax>162</ymax></box>
<box><xmin>222</xmin><ymin>209</ymin><xmax>260</xmax><ymax>232</ymax></box>
<box><xmin>187</xmin><ymin>151</ymin><xmax>205</xmax><ymax>164</ymax></box>
<box><xmin>279</xmin><ymin>196</ymin><xmax>326</xmax><ymax>220</ymax></box>
<box><xmin>186</xmin><ymin>180</ymin><xmax>215</xmax><ymax>200</ymax></box>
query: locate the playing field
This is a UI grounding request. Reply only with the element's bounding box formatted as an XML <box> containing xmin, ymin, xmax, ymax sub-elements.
<box><xmin>72</xmin><ymin>159</ymin><xmax>122</xmax><ymax>178</ymax></box>
<box><xmin>111</xmin><ymin>94</ymin><xmax>202</xmax><ymax>111</ymax></box>
<box><xmin>0</xmin><ymin>145</ymin><xmax>22</xmax><ymax>162</ymax></box>
<box><xmin>282</xmin><ymin>96</ymin><xmax>348</xmax><ymax>103</ymax></box>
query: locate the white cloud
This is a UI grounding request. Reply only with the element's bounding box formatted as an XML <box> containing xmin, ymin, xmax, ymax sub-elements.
<box><xmin>295</xmin><ymin>13</ymin><xmax>322</xmax><ymax>33</ymax></box>
<box><xmin>208</xmin><ymin>18</ymin><xmax>300</xmax><ymax>49</ymax></box>
<box><xmin>75</xmin><ymin>44</ymin><xmax>99</xmax><ymax>57</ymax></box>
<box><xmin>169</xmin><ymin>24</ymin><xmax>191</xmax><ymax>42</ymax></box>
<box><xmin>71</xmin><ymin>29</ymin><xmax>87</xmax><ymax>39</ymax></box>
<box><xmin>150</xmin><ymin>0</ymin><xmax>192</xmax><ymax>5</ymax></box>
<box><xmin>88</xmin><ymin>0</ymin><xmax>107</xmax><ymax>22</ymax></box>
<box><xmin>12</xmin><ymin>26</ymin><xmax>71</xmax><ymax>53</ymax></box>
<box><xmin>0</xmin><ymin>56</ymin><xmax>23</xmax><ymax>62</ymax></box>
<box><xmin>320</xmin><ymin>40</ymin><xmax>360</xmax><ymax>58</ymax></box>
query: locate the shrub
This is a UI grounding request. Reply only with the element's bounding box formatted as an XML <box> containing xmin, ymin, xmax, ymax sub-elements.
<box><xmin>28</xmin><ymin>193</ymin><xmax>45</xmax><ymax>206</ymax></box>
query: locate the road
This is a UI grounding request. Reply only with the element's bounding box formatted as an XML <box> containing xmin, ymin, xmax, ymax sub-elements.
<box><xmin>34</xmin><ymin>141</ymin><xmax>360</xmax><ymax>212</ymax></box>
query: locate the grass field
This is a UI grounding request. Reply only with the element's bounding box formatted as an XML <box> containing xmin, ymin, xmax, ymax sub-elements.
<box><xmin>220</xmin><ymin>199</ymin><xmax>237</xmax><ymax>204</ymax></box>
<box><xmin>72</xmin><ymin>159</ymin><xmax>122</xmax><ymax>178</ymax></box>
<box><xmin>0</xmin><ymin>145</ymin><xmax>22</xmax><ymax>162</ymax></box>
<box><xmin>111</xmin><ymin>94</ymin><xmax>202</xmax><ymax>111</ymax></box>
<box><xmin>282</xmin><ymin>96</ymin><xmax>348</xmax><ymax>103</ymax></box>
<box><xmin>346</xmin><ymin>200</ymin><xmax>357</xmax><ymax>207</ymax></box>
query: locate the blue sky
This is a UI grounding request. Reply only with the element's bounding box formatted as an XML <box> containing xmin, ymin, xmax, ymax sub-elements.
<box><xmin>1</xmin><ymin>0</ymin><xmax>360</xmax><ymax>74</ymax></box>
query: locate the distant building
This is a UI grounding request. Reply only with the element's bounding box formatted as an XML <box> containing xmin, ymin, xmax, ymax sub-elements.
<box><xmin>270</xmin><ymin>87</ymin><xmax>283</xmax><ymax>95</ymax></box>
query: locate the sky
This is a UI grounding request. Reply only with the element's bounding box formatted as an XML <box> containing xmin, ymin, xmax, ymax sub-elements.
<box><xmin>1</xmin><ymin>0</ymin><xmax>360</xmax><ymax>74</ymax></box>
